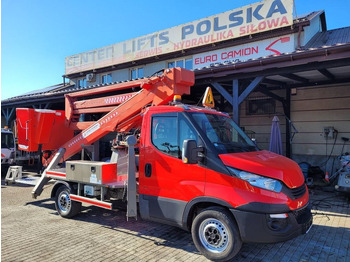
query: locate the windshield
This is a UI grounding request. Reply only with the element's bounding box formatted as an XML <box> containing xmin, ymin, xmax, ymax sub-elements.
<box><xmin>190</xmin><ymin>112</ymin><xmax>257</xmax><ymax>154</ymax></box>
<box><xmin>1</xmin><ymin>132</ymin><xmax>15</xmax><ymax>149</ymax></box>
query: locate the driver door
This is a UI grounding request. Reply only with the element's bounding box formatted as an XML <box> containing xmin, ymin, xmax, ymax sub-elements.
<box><xmin>139</xmin><ymin>112</ymin><xmax>206</xmax><ymax>225</ymax></box>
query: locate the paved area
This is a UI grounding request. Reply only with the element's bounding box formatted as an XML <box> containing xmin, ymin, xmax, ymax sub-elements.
<box><xmin>1</xmin><ymin>175</ymin><xmax>350</xmax><ymax>262</ymax></box>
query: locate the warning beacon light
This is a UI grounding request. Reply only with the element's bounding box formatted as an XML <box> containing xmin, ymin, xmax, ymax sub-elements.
<box><xmin>173</xmin><ymin>95</ymin><xmax>182</xmax><ymax>103</ymax></box>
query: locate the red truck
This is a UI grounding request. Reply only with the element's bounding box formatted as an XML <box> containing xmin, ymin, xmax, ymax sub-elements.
<box><xmin>14</xmin><ymin>68</ymin><xmax>312</xmax><ymax>261</ymax></box>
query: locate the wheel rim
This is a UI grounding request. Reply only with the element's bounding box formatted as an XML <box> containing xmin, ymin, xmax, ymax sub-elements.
<box><xmin>198</xmin><ymin>218</ymin><xmax>229</xmax><ymax>253</ymax></box>
<box><xmin>58</xmin><ymin>190</ymin><xmax>71</xmax><ymax>213</ymax></box>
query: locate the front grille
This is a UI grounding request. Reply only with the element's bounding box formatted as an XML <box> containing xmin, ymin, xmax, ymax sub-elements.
<box><xmin>290</xmin><ymin>184</ymin><xmax>306</xmax><ymax>199</ymax></box>
<box><xmin>294</xmin><ymin>205</ymin><xmax>308</xmax><ymax>222</ymax></box>
<box><xmin>293</xmin><ymin>204</ymin><xmax>312</xmax><ymax>225</ymax></box>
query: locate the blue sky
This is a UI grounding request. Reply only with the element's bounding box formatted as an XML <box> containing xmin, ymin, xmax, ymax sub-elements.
<box><xmin>2</xmin><ymin>0</ymin><xmax>349</xmax><ymax>100</ymax></box>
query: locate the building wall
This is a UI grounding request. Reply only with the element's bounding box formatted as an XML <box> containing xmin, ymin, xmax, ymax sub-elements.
<box><xmin>240</xmin><ymin>90</ymin><xmax>287</xmax><ymax>154</ymax></box>
<box><xmin>143</xmin><ymin>61</ymin><xmax>168</xmax><ymax>77</ymax></box>
<box><xmin>299</xmin><ymin>13</ymin><xmax>323</xmax><ymax>47</ymax></box>
<box><xmin>71</xmin><ymin>60</ymin><xmax>174</xmax><ymax>87</ymax></box>
<box><xmin>240</xmin><ymin>83</ymin><xmax>350</xmax><ymax>171</ymax></box>
<box><xmin>71</xmin><ymin>58</ymin><xmax>193</xmax><ymax>88</ymax></box>
<box><xmin>290</xmin><ymin>83</ymin><xmax>350</xmax><ymax>170</ymax></box>
<box><xmin>111</xmin><ymin>68</ymin><xmax>129</xmax><ymax>82</ymax></box>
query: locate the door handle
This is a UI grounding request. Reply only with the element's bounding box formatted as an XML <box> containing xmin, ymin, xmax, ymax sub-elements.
<box><xmin>145</xmin><ymin>163</ymin><xmax>152</xmax><ymax>177</ymax></box>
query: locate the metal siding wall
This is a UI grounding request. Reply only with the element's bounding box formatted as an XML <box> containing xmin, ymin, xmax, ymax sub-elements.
<box><xmin>239</xmin><ymin>90</ymin><xmax>286</xmax><ymax>154</ymax></box>
<box><xmin>72</xmin><ymin>78</ymin><xmax>78</xmax><ymax>87</ymax></box>
<box><xmin>73</xmin><ymin>61</ymin><xmax>169</xmax><ymax>89</ymax></box>
<box><xmin>239</xmin><ymin>84</ymin><xmax>350</xmax><ymax>163</ymax></box>
<box><xmin>111</xmin><ymin>69</ymin><xmax>129</xmax><ymax>82</ymax></box>
<box><xmin>144</xmin><ymin>61</ymin><xmax>168</xmax><ymax>77</ymax></box>
<box><xmin>300</xmin><ymin>15</ymin><xmax>322</xmax><ymax>47</ymax></box>
<box><xmin>291</xmin><ymin>84</ymin><xmax>350</xmax><ymax>157</ymax></box>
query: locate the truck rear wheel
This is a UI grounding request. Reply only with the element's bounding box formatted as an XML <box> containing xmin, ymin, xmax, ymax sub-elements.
<box><xmin>191</xmin><ymin>207</ymin><xmax>242</xmax><ymax>261</ymax></box>
<box><xmin>54</xmin><ymin>185</ymin><xmax>81</xmax><ymax>218</ymax></box>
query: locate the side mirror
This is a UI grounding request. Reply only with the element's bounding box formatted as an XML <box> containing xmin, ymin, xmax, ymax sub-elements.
<box><xmin>182</xmin><ymin>140</ymin><xmax>203</xmax><ymax>164</ymax></box>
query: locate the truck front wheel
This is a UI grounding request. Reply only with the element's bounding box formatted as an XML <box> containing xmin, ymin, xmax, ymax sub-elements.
<box><xmin>54</xmin><ymin>185</ymin><xmax>81</xmax><ymax>218</ymax></box>
<box><xmin>191</xmin><ymin>207</ymin><xmax>242</xmax><ymax>261</ymax></box>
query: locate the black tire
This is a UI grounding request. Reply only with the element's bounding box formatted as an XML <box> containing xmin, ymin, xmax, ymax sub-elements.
<box><xmin>191</xmin><ymin>207</ymin><xmax>242</xmax><ymax>262</ymax></box>
<box><xmin>54</xmin><ymin>185</ymin><xmax>81</xmax><ymax>218</ymax></box>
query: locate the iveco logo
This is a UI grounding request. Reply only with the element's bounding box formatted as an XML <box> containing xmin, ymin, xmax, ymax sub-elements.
<box><xmin>297</xmin><ymin>201</ymin><xmax>303</xmax><ymax>209</ymax></box>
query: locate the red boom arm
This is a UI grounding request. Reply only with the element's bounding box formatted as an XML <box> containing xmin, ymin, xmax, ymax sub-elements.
<box><xmin>59</xmin><ymin>68</ymin><xmax>194</xmax><ymax>162</ymax></box>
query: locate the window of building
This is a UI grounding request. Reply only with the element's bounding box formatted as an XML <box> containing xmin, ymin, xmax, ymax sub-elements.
<box><xmin>78</xmin><ymin>78</ymin><xmax>87</xmax><ymax>88</ymax></box>
<box><xmin>177</xmin><ymin>60</ymin><xmax>184</xmax><ymax>68</ymax></box>
<box><xmin>185</xmin><ymin>59</ymin><xmax>193</xmax><ymax>69</ymax></box>
<box><xmin>101</xmin><ymin>74</ymin><xmax>112</xmax><ymax>84</ymax></box>
<box><xmin>130</xmin><ymin>67</ymin><xmax>144</xmax><ymax>80</ymax></box>
<box><xmin>168</xmin><ymin>61</ymin><xmax>175</xmax><ymax>68</ymax></box>
<box><xmin>246</xmin><ymin>97</ymin><xmax>276</xmax><ymax>115</ymax></box>
<box><xmin>168</xmin><ymin>58</ymin><xmax>193</xmax><ymax>70</ymax></box>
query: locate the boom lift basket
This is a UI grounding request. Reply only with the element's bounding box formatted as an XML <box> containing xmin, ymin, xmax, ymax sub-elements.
<box><xmin>16</xmin><ymin>108</ymin><xmax>74</xmax><ymax>152</ymax></box>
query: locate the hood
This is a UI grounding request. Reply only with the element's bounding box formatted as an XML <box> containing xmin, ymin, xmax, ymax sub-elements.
<box><xmin>219</xmin><ymin>150</ymin><xmax>304</xmax><ymax>188</ymax></box>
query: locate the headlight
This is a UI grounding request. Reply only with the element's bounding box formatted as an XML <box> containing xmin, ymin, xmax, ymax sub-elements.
<box><xmin>227</xmin><ymin>167</ymin><xmax>282</xmax><ymax>193</ymax></box>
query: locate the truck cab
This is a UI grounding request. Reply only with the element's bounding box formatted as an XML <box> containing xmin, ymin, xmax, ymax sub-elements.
<box><xmin>138</xmin><ymin>104</ymin><xmax>312</xmax><ymax>260</ymax></box>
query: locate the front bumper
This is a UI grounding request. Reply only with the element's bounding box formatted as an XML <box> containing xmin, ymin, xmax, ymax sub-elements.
<box><xmin>230</xmin><ymin>203</ymin><xmax>312</xmax><ymax>243</ymax></box>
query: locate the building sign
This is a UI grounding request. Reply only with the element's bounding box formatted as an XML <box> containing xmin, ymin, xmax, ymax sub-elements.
<box><xmin>193</xmin><ymin>34</ymin><xmax>295</xmax><ymax>69</ymax></box>
<box><xmin>65</xmin><ymin>0</ymin><xmax>293</xmax><ymax>75</ymax></box>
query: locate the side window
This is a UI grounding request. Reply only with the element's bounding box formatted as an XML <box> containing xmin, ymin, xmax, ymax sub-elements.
<box><xmin>152</xmin><ymin>116</ymin><xmax>179</xmax><ymax>157</ymax></box>
<box><xmin>179</xmin><ymin>118</ymin><xmax>198</xmax><ymax>154</ymax></box>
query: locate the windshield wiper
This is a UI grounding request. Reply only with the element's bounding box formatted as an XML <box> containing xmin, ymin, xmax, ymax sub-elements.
<box><xmin>213</xmin><ymin>142</ymin><xmax>256</xmax><ymax>152</ymax></box>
